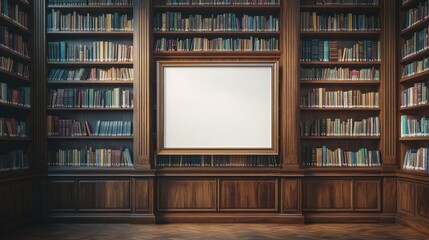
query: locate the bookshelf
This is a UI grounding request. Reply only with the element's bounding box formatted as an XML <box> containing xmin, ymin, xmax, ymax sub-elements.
<box><xmin>0</xmin><ymin>0</ymin><xmax>32</xmax><ymax>173</ymax></box>
<box><xmin>299</xmin><ymin>0</ymin><xmax>382</xmax><ymax>168</ymax></box>
<box><xmin>45</xmin><ymin>0</ymin><xmax>135</xmax><ymax>169</ymax></box>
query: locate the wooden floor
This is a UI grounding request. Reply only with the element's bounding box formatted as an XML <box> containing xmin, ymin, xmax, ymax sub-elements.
<box><xmin>3</xmin><ymin>223</ymin><xmax>429</xmax><ymax>240</ymax></box>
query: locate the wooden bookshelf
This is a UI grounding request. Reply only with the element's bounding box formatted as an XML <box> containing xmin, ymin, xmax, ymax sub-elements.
<box><xmin>300</xmin><ymin>5</ymin><xmax>380</xmax><ymax>12</ymax></box>
<box><xmin>47</xmin><ymin>62</ymin><xmax>133</xmax><ymax>66</ymax></box>
<box><xmin>0</xmin><ymin>15</ymin><xmax>30</xmax><ymax>34</ymax></box>
<box><xmin>0</xmin><ymin>45</ymin><xmax>31</xmax><ymax>62</ymax></box>
<box><xmin>0</xmin><ymin>137</ymin><xmax>32</xmax><ymax>141</ymax></box>
<box><xmin>400</xmin><ymin>70</ymin><xmax>429</xmax><ymax>84</ymax></box>
<box><xmin>0</xmin><ymin>102</ymin><xmax>31</xmax><ymax>110</ymax></box>
<box><xmin>152</xmin><ymin>31</ymin><xmax>281</xmax><ymax>37</ymax></box>
<box><xmin>47</xmin><ymin>136</ymin><xmax>133</xmax><ymax>140</ymax></box>
<box><xmin>47</xmin><ymin>107</ymin><xmax>133</xmax><ymax>111</ymax></box>
<box><xmin>300</xmin><ymin>31</ymin><xmax>380</xmax><ymax>38</ymax></box>
<box><xmin>400</xmin><ymin>48</ymin><xmax>429</xmax><ymax>63</ymax></box>
<box><xmin>400</xmin><ymin>104</ymin><xmax>429</xmax><ymax>111</ymax></box>
<box><xmin>0</xmin><ymin>68</ymin><xmax>31</xmax><ymax>84</ymax></box>
<box><xmin>300</xmin><ymin>107</ymin><xmax>381</xmax><ymax>111</ymax></box>
<box><xmin>300</xmin><ymin>61</ymin><xmax>381</xmax><ymax>66</ymax></box>
<box><xmin>46</xmin><ymin>31</ymin><xmax>134</xmax><ymax>37</ymax></box>
<box><xmin>47</xmin><ymin>81</ymin><xmax>133</xmax><ymax>86</ymax></box>
<box><xmin>46</xmin><ymin>5</ymin><xmax>133</xmax><ymax>10</ymax></box>
<box><xmin>300</xmin><ymin>80</ymin><xmax>380</xmax><ymax>85</ymax></box>
<box><xmin>301</xmin><ymin>136</ymin><xmax>381</xmax><ymax>140</ymax></box>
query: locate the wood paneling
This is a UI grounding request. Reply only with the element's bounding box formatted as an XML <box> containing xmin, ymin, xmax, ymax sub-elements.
<box><xmin>219</xmin><ymin>179</ymin><xmax>277</xmax><ymax>211</ymax></box>
<box><xmin>134</xmin><ymin>178</ymin><xmax>152</xmax><ymax>213</ymax></box>
<box><xmin>303</xmin><ymin>179</ymin><xmax>352</xmax><ymax>211</ymax></box>
<box><xmin>157</xmin><ymin>179</ymin><xmax>216</xmax><ymax>211</ymax></box>
<box><xmin>0</xmin><ymin>180</ymin><xmax>33</xmax><ymax>221</ymax></box>
<box><xmin>383</xmin><ymin>177</ymin><xmax>397</xmax><ymax>214</ymax></box>
<box><xmin>354</xmin><ymin>180</ymin><xmax>380</xmax><ymax>211</ymax></box>
<box><xmin>416</xmin><ymin>184</ymin><xmax>429</xmax><ymax>219</ymax></box>
<box><xmin>397</xmin><ymin>180</ymin><xmax>415</xmax><ymax>215</ymax></box>
<box><xmin>282</xmin><ymin>178</ymin><xmax>300</xmax><ymax>213</ymax></box>
<box><xmin>48</xmin><ymin>180</ymin><xmax>76</xmax><ymax>211</ymax></box>
<box><xmin>79</xmin><ymin>180</ymin><xmax>130</xmax><ymax>210</ymax></box>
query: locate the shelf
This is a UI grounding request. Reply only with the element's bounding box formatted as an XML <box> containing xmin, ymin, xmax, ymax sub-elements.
<box><xmin>400</xmin><ymin>70</ymin><xmax>429</xmax><ymax>84</ymax></box>
<box><xmin>153</xmin><ymin>51</ymin><xmax>281</xmax><ymax>59</ymax></box>
<box><xmin>153</xmin><ymin>31</ymin><xmax>280</xmax><ymax>37</ymax></box>
<box><xmin>300</xmin><ymin>80</ymin><xmax>380</xmax><ymax>85</ymax></box>
<box><xmin>152</xmin><ymin>5</ymin><xmax>280</xmax><ymax>11</ymax></box>
<box><xmin>300</xmin><ymin>31</ymin><xmax>380</xmax><ymax>38</ymax></box>
<box><xmin>0</xmin><ymin>136</ymin><xmax>31</xmax><ymax>141</ymax></box>
<box><xmin>400</xmin><ymin>104</ymin><xmax>429</xmax><ymax>112</ymax></box>
<box><xmin>0</xmin><ymin>45</ymin><xmax>31</xmax><ymax>63</ymax></box>
<box><xmin>0</xmin><ymin>102</ymin><xmax>31</xmax><ymax>111</ymax></box>
<box><xmin>300</xmin><ymin>61</ymin><xmax>381</xmax><ymax>66</ymax></box>
<box><xmin>47</xmin><ymin>107</ymin><xmax>133</xmax><ymax>111</ymax></box>
<box><xmin>401</xmin><ymin>16</ymin><xmax>429</xmax><ymax>36</ymax></box>
<box><xmin>301</xmin><ymin>107</ymin><xmax>380</xmax><ymax>111</ymax></box>
<box><xmin>301</xmin><ymin>136</ymin><xmax>381</xmax><ymax>140</ymax></box>
<box><xmin>400</xmin><ymin>0</ymin><xmax>420</xmax><ymax>10</ymax></box>
<box><xmin>400</xmin><ymin>48</ymin><xmax>429</xmax><ymax>64</ymax></box>
<box><xmin>47</xmin><ymin>5</ymin><xmax>133</xmax><ymax>11</ymax></box>
<box><xmin>47</xmin><ymin>136</ymin><xmax>133</xmax><ymax>140</ymax></box>
<box><xmin>47</xmin><ymin>61</ymin><xmax>133</xmax><ymax>66</ymax></box>
<box><xmin>400</xmin><ymin>137</ymin><xmax>429</xmax><ymax>141</ymax></box>
<box><xmin>0</xmin><ymin>69</ymin><xmax>31</xmax><ymax>84</ymax></box>
<box><xmin>0</xmin><ymin>15</ymin><xmax>30</xmax><ymax>35</ymax></box>
<box><xmin>47</xmin><ymin>31</ymin><xmax>133</xmax><ymax>37</ymax></box>
<box><xmin>396</xmin><ymin>169</ymin><xmax>429</xmax><ymax>182</ymax></box>
<box><xmin>47</xmin><ymin>81</ymin><xmax>133</xmax><ymax>86</ymax></box>
<box><xmin>300</xmin><ymin>5</ymin><xmax>380</xmax><ymax>12</ymax></box>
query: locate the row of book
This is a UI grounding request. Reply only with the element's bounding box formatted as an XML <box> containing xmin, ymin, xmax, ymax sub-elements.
<box><xmin>0</xmin><ymin>150</ymin><xmax>29</xmax><ymax>172</ymax></box>
<box><xmin>300</xmin><ymin>89</ymin><xmax>379</xmax><ymax>108</ymax></box>
<box><xmin>48</xmin><ymin>67</ymin><xmax>133</xmax><ymax>82</ymax></box>
<box><xmin>300</xmin><ymin>40</ymin><xmax>381</xmax><ymax>62</ymax></box>
<box><xmin>403</xmin><ymin>148</ymin><xmax>428</xmax><ymax>171</ymax></box>
<box><xmin>0</xmin><ymin>118</ymin><xmax>28</xmax><ymax>137</ymax></box>
<box><xmin>300</xmin><ymin>67</ymin><xmax>380</xmax><ymax>81</ymax></box>
<box><xmin>314</xmin><ymin>0</ymin><xmax>379</xmax><ymax>5</ymax></box>
<box><xmin>301</xmin><ymin>146</ymin><xmax>381</xmax><ymax>167</ymax></box>
<box><xmin>300</xmin><ymin>117</ymin><xmax>380</xmax><ymax>137</ymax></box>
<box><xmin>156</xmin><ymin>155</ymin><xmax>279</xmax><ymax>167</ymax></box>
<box><xmin>0</xmin><ymin>1</ymin><xmax>29</xmax><ymax>29</ymax></box>
<box><xmin>153</xmin><ymin>13</ymin><xmax>279</xmax><ymax>32</ymax></box>
<box><xmin>48</xmin><ymin>41</ymin><xmax>133</xmax><ymax>62</ymax></box>
<box><xmin>401</xmin><ymin>27</ymin><xmax>429</xmax><ymax>59</ymax></box>
<box><xmin>0</xmin><ymin>56</ymin><xmax>29</xmax><ymax>78</ymax></box>
<box><xmin>0</xmin><ymin>26</ymin><xmax>29</xmax><ymax>58</ymax></box>
<box><xmin>154</xmin><ymin>37</ymin><xmax>279</xmax><ymax>51</ymax></box>
<box><xmin>300</xmin><ymin>12</ymin><xmax>380</xmax><ymax>32</ymax></box>
<box><xmin>402</xmin><ymin>0</ymin><xmax>429</xmax><ymax>31</ymax></box>
<box><xmin>402</xmin><ymin>56</ymin><xmax>429</xmax><ymax>78</ymax></box>
<box><xmin>401</xmin><ymin>115</ymin><xmax>429</xmax><ymax>137</ymax></box>
<box><xmin>47</xmin><ymin>88</ymin><xmax>133</xmax><ymax>108</ymax></box>
<box><xmin>0</xmin><ymin>83</ymin><xmax>30</xmax><ymax>107</ymax></box>
<box><xmin>153</xmin><ymin>0</ymin><xmax>279</xmax><ymax>5</ymax></box>
<box><xmin>48</xmin><ymin>147</ymin><xmax>133</xmax><ymax>167</ymax></box>
<box><xmin>47</xmin><ymin>116</ymin><xmax>132</xmax><ymax>137</ymax></box>
<box><xmin>47</xmin><ymin>11</ymin><xmax>133</xmax><ymax>32</ymax></box>
<box><xmin>48</xmin><ymin>0</ymin><xmax>134</xmax><ymax>5</ymax></box>
<box><xmin>401</xmin><ymin>82</ymin><xmax>428</xmax><ymax>108</ymax></box>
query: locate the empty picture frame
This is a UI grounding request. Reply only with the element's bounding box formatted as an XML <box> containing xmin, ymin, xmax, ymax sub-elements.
<box><xmin>157</xmin><ymin>60</ymin><xmax>279</xmax><ymax>155</ymax></box>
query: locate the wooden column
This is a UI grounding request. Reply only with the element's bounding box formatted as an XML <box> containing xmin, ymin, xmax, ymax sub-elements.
<box><xmin>380</xmin><ymin>0</ymin><xmax>398</xmax><ymax>168</ymax></box>
<box><xmin>281</xmin><ymin>0</ymin><xmax>300</xmax><ymax>168</ymax></box>
<box><xmin>134</xmin><ymin>1</ymin><xmax>152</xmax><ymax>169</ymax></box>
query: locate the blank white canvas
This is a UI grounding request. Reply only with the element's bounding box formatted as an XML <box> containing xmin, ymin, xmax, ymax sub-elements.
<box><xmin>163</xmin><ymin>65</ymin><xmax>273</xmax><ymax>149</ymax></box>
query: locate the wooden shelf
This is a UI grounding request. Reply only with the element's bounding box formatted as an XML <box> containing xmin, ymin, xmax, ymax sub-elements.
<box><xmin>0</xmin><ymin>15</ymin><xmax>30</xmax><ymax>35</ymax></box>
<box><xmin>0</xmin><ymin>102</ymin><xmax>31</xmax><ymax>111</ymax></box>
<box><xmin>401</xmin><ymin>16</ymin><xmax>429</xmax><ymax>36</ymax></box>
<box><xmin>400</xmin><ymin>70</ymin><xmax>429</xmax><ymax>84</ymax></box>
<box><xmin>47</xmin><ymin>136</ymin><xmax>133</xmax><ymax>140</ymax></box>
<box><xmin>400</xmin><ymin>48</ymin><xmax>429</xmax><ymax>64</ymax></box>
<box><xmin>0</xmin><ymin>69</ymin><xmax>31</xmax><ymax>84</ymax></box>
<box><xmin>47</xmin><ymin>31</ymin><xmax>134</xmax><ymax>37</ymax></box>
<box><xmin>0</xmin><ymin>45</ymin><xmax>31</xmax><ymax>63</ymax></box>
<box><xmin>301</xmin><ymin>107</ymin><xmax>380</xmax><ymax>111</ymax></box>
<box><xmin>153</xmin><ymin>51</ymin><xmax>281</xmax><ymax>59</ymax></box>
<box><xmin>301</xmin><ymin>136</ymin><xmax>381</xmax><ymax>140</ymax></box>
<box><xmin>47</xmin><ymin>107</ymin><xmax>133</xmax><ymax>111</ymax></box>
<box><xmin>0</xmin><ymin>136</ymin><xmax>31</xmax><ymax>141</ymax></box>
<box><xmin>300</xmin><ymin>31</ymin><xmax>380</xmax><ymax>38</ymax></box>
<box><xmin>300</xmin><ymin>80</ymin><xmax>380</xmax><ymax>85</ymax></box>
<box><xmin>47</xmin><ymin>61</ymin><xmax>133</xmax><ymax>66</ymax></box>
<box><xmin>300</xmin><ymin>61</ymin><xmax>381</xmax><ymax>66</ymax></box>
<box><xmin>153</xmin><ymin>31</ymin><xmax>280</xmax><ymax>37</ymax></box>
<box><xmin>47</xmin><ymin>5</ymin><xmax>133</xmax><ymax>11</ymax></box>
<box><xmin>300</xmin><ymin>5</ymin><xmax>380</xmax><ymax>12</ymax></box>
<box><xmin>301</xmin><ymin>166</ymin><xmax>383</xmax><ymax>173</ymax></box>
<box><xmin>47</xmin><ymin>81</ymin><xmax>133</xmax><ymax>86</ymax></box>
<box><xmin>400</xmin><ymin>104</ymin><xmax>429</xmax><ymax>112</ymax></box>
<box><xmin>400</xmin><ymin>137</ymin><xmax>429</xmax><ymax>141</ymax></box>
<box><xmin>152</xmin><ymin>5</ymin><xmax>280</xmax><ymax>11</ymax></box>
<box><xmin>400</xmin><ymin>0</ymin><xmax>420</xmax><ymax>10</ymax></box>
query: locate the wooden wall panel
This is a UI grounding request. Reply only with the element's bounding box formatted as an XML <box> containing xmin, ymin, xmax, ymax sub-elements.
<box><xmin>282</xmin><ymin>178</ymin><xmax>300</xmax><ymax>213</ymax></box>
<box><xmin>383</xmin><ymin>177</ymin><xmax>397</xmax><ymax>214</ymax></box>
<box><xmin>219</xmin><ymin>179</ymin><xmax>277</xmax><ymax>211</ymax></box>
<box><xmin>303</xmin><ymin>179</ymin><xmax>352</xmax><ymax>211</ymax></box>
<box><xmin>79</xmin><ymin>180</ymin><xmax>130</xmax><ymax>210</ymax></box>
<box><xmin>157</xmin><ymin>179</ymin><xmax>216</xmax><ymax>211</ymax></box>
<box><xmin>397</xmin><ymin>180</ymin><xmax>415</xmax><ymax>216</ymax></box>
<box><xmin>48</xmin><ymin>180</ymin><xmax>76</xmax><ymax>211</ymax></box>
<box><xmin>0</xmin><ymin>181</ymin><xmax>33</xmax><ymax>220</ymax></box>
<box><xmin>416</xmin><ymin>184</ymin><xmax>429</xmax><ymax>219</ymax></box>
<box><xmin>134</xmin><ymin>178</ymin><xmax>152</xmax><ymax>213</ymax></box>
<box><xmin>354</xmin><ymin>180</ymin><xmax>380</xmax><ymax>211</ymax></box>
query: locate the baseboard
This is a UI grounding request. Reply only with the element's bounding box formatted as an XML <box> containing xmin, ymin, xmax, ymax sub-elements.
<box><xmin>48</xmin><ymin>213</ymin><xmax>156</xmax><ymax>224</ymax></box>
<box><xmin>303</xmin><ymin>213</ymin><xmax>387</xmax><ymax>223</ymax></box>
<box><xmin>156</xmin><ymin>213</ymin><xmax>300</xmax><ymax>223</ymax></box>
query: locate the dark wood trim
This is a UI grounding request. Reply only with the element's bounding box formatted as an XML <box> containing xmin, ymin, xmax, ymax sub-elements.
<box><xmin>0</xmin><ymin>68</ymin><xmax>31</xmax><ymax>83</ymax></box>
<box><xmin>399</xmin><ymin>137</ymin><xmax>429</xmax><ymax>141</ymax></box>
<box><xmin>400</xmin><ymin>48</ymin><xmax>429</xmax><ymax>64</ymax></box>
<box><xmin>401</xmin><ymin>16</ymin><xmax>429</xmax><ymax>36</ymax></box>
<box><xmin>300</xmin><ymin>31</ymin><xmax>380</xmax><ymax>38</ymax></box>
<box><xmin>400</xmin><ymin>104</ymin><xmax>429</xmax><ymax>111</ymax></box>
<box><xmin>300</xmin><ymin>61</ymin><xmax>382</xmax><ymax>66</ymax></box>
<box><xmin>0</xmin><ymin>102</ymin><xmax>31</xmax><ymax>110</ymax></box>
<box><xmin>300</xmin><ymin>80</ymin><xmax>380</xmax><ymax>85</ymax></box>
<box><xmin>47</xmin><ymin>81</ymin><xmax>133</xmax><ymax>86</ymax></box>
<box><xmin>400</xmin><ymin>70</ymin><xmax>429</xmax><ymax>84</ymax></box>
<box><xmin>153</xmin><ymin>51</ymin><xmax>282</xmax><ymax>58</ymax></box>
<box><xmin>0</xmin><ymin>137</ymin><xmax>32</xmax><ymax>141</ymax></box>
<box><xmin>301</xmin><ymin>107</ymin><xmax>381</xmax><ymax>111</ymax></box>
<box><xmin>0</xmin><ymin>45</ymin><xmax>31</xmax><ymax>62</ymax></box>
<box><xmin>153</xmin><ymin>31</ymin><xmax>280</xmax><ymax>37</ymax></box>
<box><xmin>0</xmin><ymin>15</ymin><xmax>30</xmax><ymax>34</ymax></box>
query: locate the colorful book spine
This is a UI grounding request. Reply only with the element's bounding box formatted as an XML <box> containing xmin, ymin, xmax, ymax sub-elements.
<box><xmin>156</xmin><ymin>155</ymin><xmax>279</xmax><ymax>167</ymax></box>
<box><xmin>152</xmin><ymin>0</ymin><xmax>280</xmax><ymax>5</ymax></box>
<box><xmin>300</xmin><ymin>88</ymin><xmax>379</xmax><ymax>108</ymax></box>
<box><xmin>300</xmin><ymin>117</ymin><xmax>380</xmax><ymax>137</ymax></box>
<box><xmin>301</xmin><ymin>146</ymin><xmax>381</xmax><ymax>167</ymax></box>
<box><xmin>401</xmin><ymin>115</ymin><xmax>429</xmax><ymax>137</ymax></box>
<box><xmin>401</xmin><ymin>82</ymin><xmax>429</xmax><ymax>107</ymax></box>
<box><xmin>301</xmin><ymin>12</ymin><xmax>380</xmax><ymax>32</ymax></box>
<box><xmin>402</xmin><ymin>57</ymin><xmax>429</xmax><ymax>78</ymax></box>
<box><xmin>0</xmin><ymin>82</ymin><xmax>31</xmax><ymax>107</ymax></box>
<box><xmin>0</xmin><ymin>26</ymin><xmax>29</xmax><ymax>57</ymax></box>
<box><xmin>300</xmin><ymin>67</ymin><xmax>380</xmax><ymax>80</ymax></box>
<box><xmin>48</xmin><ymin>67</ymin><xmax>133</xmax><ymax>81</ymax></box>
<box><xmin>0</xmin><ymin>1</ymin><xmax>29</xmax><ymax>29</ymax></box>
<box><xmin>48</xmin><ymin>0</ymin><xmax>134</xmax><ymax>5</ymax></box>
<box><xmin>49</xmin><ymin>147</ymin><xmax>133</xmax><ymax>167</ymax></box>
<box><xmin>0</xmin><ymin>118</ymin><xmax>29</xmax><ymax>137</ymax></box>
<box><xmin>314</xmin><ymin>0</ymin><xmax>379</xmax><ymax>5</ymax></box>
<box><xmin>402</xmin><ymin>0</ymin><xmax>429</xmax><ymax>30</ymax></box>
<box><xmin>403</xmin><ymin>148</ymin><xmax>428</xmax><ymax>171</ymax></box>
<box><xmin>0</xmin><ymin>56</ymin><xmax>29</xmax><ymax>78</ymax></box>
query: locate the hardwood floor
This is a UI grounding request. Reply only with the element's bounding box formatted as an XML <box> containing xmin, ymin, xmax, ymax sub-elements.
<box><xmin>3</xmin><ymin>223</ymin><xmax>428</xmax><ymax>240</ymax></box>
